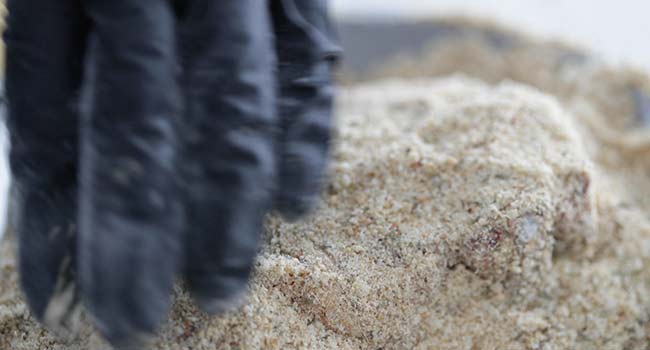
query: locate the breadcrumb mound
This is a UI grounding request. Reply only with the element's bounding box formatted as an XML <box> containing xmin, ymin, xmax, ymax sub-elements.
<box><xmin>2</xmin><ymin>21</ymin><xmax>650</xmax><ymax>350</ymax></box>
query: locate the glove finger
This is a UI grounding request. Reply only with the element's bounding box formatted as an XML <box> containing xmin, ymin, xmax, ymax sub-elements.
<box><xmin>177</xmin><ymin>0</ymin><xmax>276</xmax><ymax>314</ymax></box>
<box><xmin>4</xmin><ymin>0</ymin><xmax>87</xmax><ymax>336</ymax></box>
<box><xmin>271</xmin><ymin>0</ymin><xmax>341</xmax><ymax>220</ymax></box>
<box><xmin>78</xmin><ymin>2</ymin><xmax>182</xmax><ymax>347</ymax></box>
<box><xmin>15</xmin><ymin>178</ymin><xmax>82</xmax><ymax>336</ymax></box>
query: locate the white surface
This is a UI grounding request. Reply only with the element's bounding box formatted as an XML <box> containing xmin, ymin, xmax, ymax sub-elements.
<box><xmin>332</xmin><ymin>0</ymin><xmax>650</xmax><ymax>71</ymax></box>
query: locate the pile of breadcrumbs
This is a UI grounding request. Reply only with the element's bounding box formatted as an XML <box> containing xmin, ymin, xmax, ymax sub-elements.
<box><xmin>2</xmin><ymin>20</ymin><xmax>650</xmax><ymax>350</ymax></box>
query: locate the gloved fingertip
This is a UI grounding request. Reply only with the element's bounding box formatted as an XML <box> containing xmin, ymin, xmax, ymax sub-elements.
<box><xmin>274</xmin><ymin>194</ymin><xmax>318</xmax><ymax>222</ymax></box>
<box><xmin>193</xmin><ymin>288</ymin><xmax>248</xmax><ymax>316</ymax></box>
<box><xmin>186</xmin><ymin>270</ymin><xmax>251</xmax><ymax>316</ymax></box>
<box><xmin>14</xmin><ymin>181</ymin><xmax>81</xmax><ymax>337</ymax></box>
<box><xmin>78</xmin><ymin>225</ymin><xmax>179</xmax><ymax>348</ymax></box>
<box><xmin>87</xmin><ymin>299</ymin><xmax>158</xmax><ymax>350</ymax></box>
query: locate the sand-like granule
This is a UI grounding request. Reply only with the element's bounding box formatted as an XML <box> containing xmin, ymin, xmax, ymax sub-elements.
<box><xmin>2</xmin><ymin>21</ymin><xmax>650</xmax><ymax>350</ymax></box>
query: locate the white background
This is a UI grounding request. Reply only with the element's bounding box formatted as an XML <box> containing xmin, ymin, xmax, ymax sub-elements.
<box><xmin>332</xmin><ymin>0</ymin><xmax>650</xmax><ymax>71</ymax></box>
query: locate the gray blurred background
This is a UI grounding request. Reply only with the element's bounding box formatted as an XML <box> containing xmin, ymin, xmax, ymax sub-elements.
<box><xmin>332</xmin><ymin>0</ymin><xmax>650</xmax><ymax>71</ymax></box>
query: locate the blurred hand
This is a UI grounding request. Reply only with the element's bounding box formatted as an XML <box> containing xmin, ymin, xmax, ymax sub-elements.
<box><xmin>4</xmin><ymin>0</ymin><xmax>339</xmax><ymax>347</ymax></box>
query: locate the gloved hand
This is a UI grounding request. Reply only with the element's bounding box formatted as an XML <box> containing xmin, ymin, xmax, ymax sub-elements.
<box><xmin>4</xmin><ymin>0</ymin><xmax>340</xmax><ymax>347</ymax></box>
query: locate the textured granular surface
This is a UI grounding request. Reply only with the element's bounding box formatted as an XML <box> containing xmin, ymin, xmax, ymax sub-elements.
<box><xmin>2</xmin><ymin>22</ymin><xmax>650</xmax><ymax>350</ymax></box>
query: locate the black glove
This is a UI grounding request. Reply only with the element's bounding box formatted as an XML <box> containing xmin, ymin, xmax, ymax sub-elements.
<box><xmin>4</xmin><ymin>0</ymin><xmax>340</xmax><ymax>347</ymax></box>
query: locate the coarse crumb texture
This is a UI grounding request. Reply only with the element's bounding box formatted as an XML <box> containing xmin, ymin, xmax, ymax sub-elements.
<box><xmin>2</xmin><ymin>21</ymin><xmax>650</xmax><ymax>350</ymax></box>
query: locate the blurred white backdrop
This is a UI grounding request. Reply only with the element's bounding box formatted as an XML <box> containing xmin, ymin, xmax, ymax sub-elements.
<box><xmin>332</xmin><ymin>0</ymin><xmax>650</xmax><ymax>71</ymax></box>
